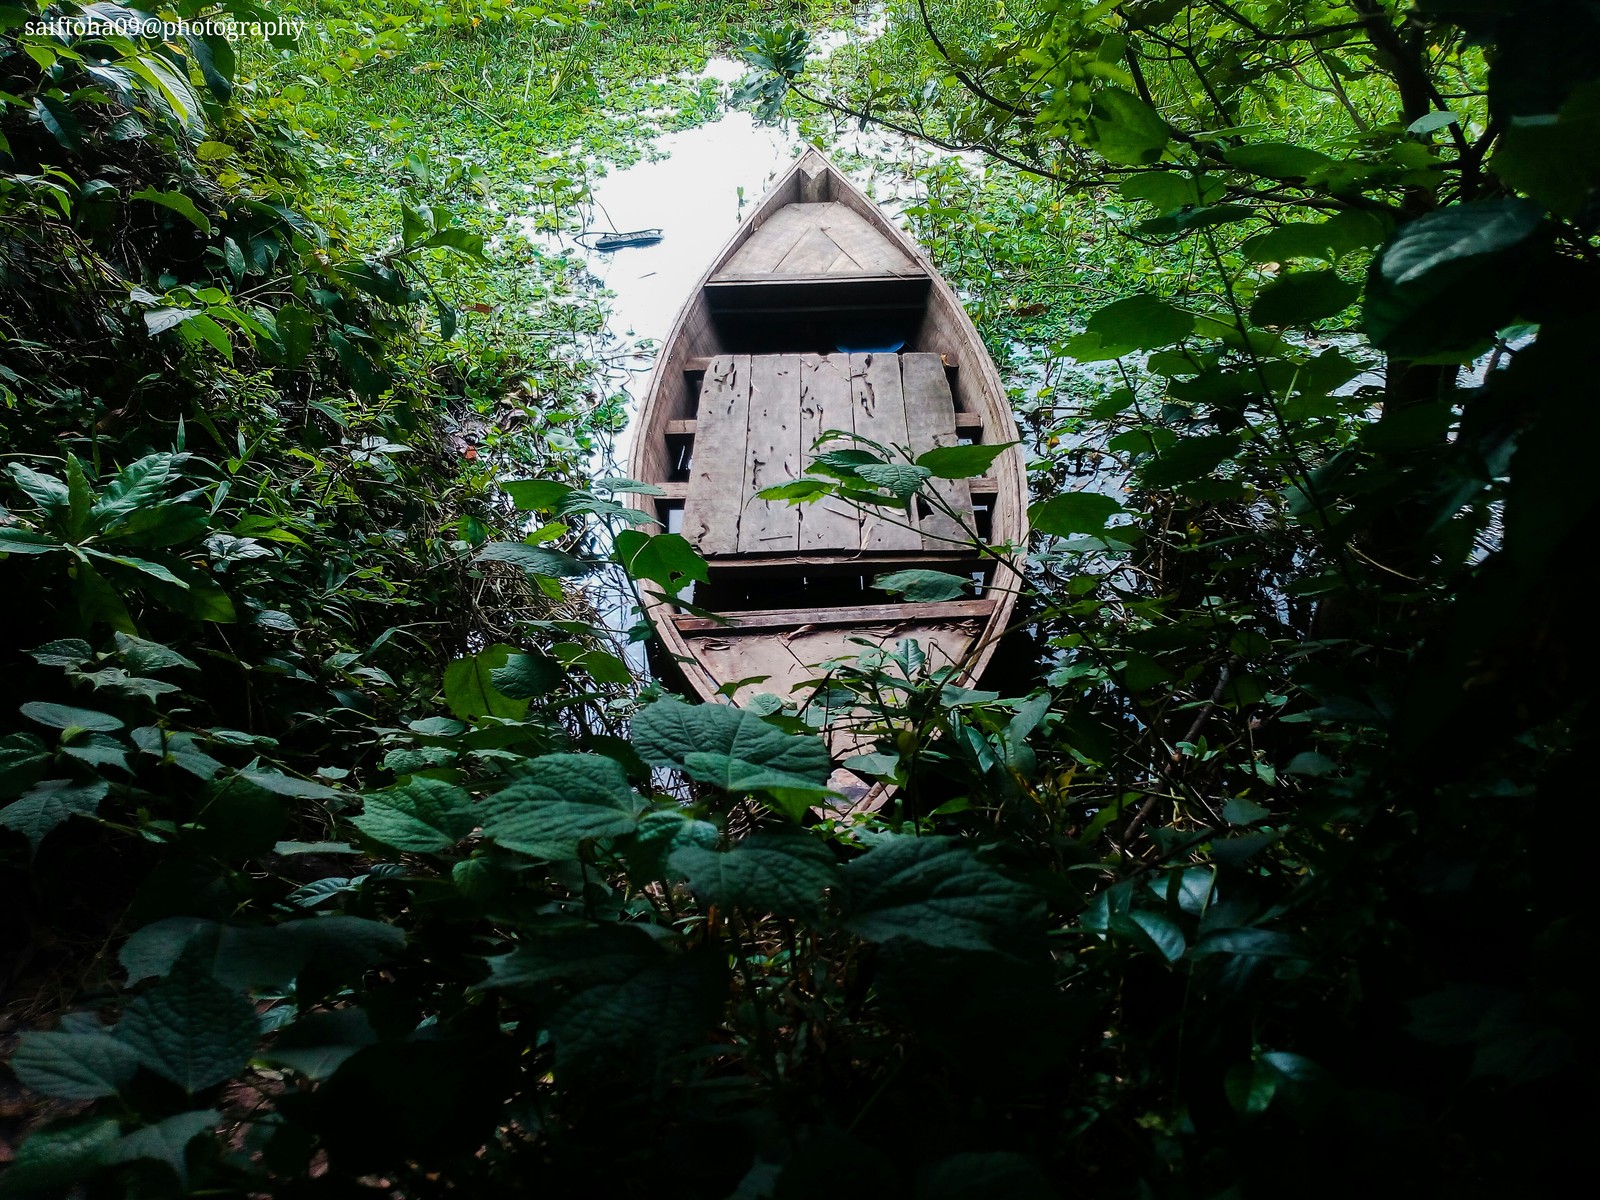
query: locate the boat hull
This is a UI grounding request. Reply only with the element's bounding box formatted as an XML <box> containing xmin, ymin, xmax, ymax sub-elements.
<box><xmin>627</xmin><ymin>147</ymin><xmax>1026</xmax><ymax>776</ymax></box>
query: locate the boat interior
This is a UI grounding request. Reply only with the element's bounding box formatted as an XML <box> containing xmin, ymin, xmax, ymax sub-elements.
<box><xmin>631</xmin><ymin>149</ymin><xmax>1020</xmax><ymax>718</ymax></box>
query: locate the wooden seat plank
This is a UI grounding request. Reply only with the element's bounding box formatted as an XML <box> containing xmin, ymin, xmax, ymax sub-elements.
<box><xmin>798</xmin><ymin>354</ymin><xmax>862</xmax><ymax>552</ymax></box>
<box><xmin>850</xmin><ymin>352</ymin><xmax>922</xmax><ymax>552</ymax></box>
<box><xmin>683</xmin><ymin>354</ymin><xmax>751</xmax><ymax>556</ymax></box>
<box><xmin>901</xmin><ymin>352</ymin><xmax>975</xmax><ymax>550</ymax></box>
<box><xmin>739</xmin><ymin>355</ymin><xmax>802</xmax><ymax>553</ymax></box>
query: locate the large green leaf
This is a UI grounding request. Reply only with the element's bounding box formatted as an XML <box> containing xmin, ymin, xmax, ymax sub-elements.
<box><xmin>352</xmin><ymin>777</ymin><xmax>477</xmax><ymax>853</ymax></box>
<box><xmin>1089</xmin><ymin>88</ymin><xmax>1170</xmax><ymax>164</ymax></box>
<box><xmin>443</xmin><ymin>643</ymin><xmax>530</xmax><ymax>720</ymax></box>
<box><xmin>612</xmin><ymin>530</ymin><xmax>708</xmax><ymax>590</ymax></box>
<box><xmin>107</xmin><ymin>1110</ymin><xmax>219</xmax><ymax>1188</ymax></box>
<box><xmin>10</xmin><ymin>1031</ymin><xmax>143</xmax><ymax>1101</ymax></box>
<box><xmin>20</xmin><ymin>702</ymin><xmax>124</xmax><ymax>732</ymax></box>
<box><xmin>121</xmin><ymin>916</ymin><xmax>407</xmax><ymax>990</ymax></box>
<box><xmin>1083</xmin><ymin>293</ymin><xmax>1194</xmax><ymax>352</ymax></box>
<box><xmin>475</xmin><ymin>541</ymin><xmax>592</xmax><ymax>577</ymax></box>
<box><xmin>89</xmin><ymin>452</ymin><xmax>183</xmax><ymax>526</ymax></box>
<box><xmin>914</xmin><ymin>442</ymin><xmax>1013</xmax><ymax>480</ymax></box>
<box><xmin>669</xmin><ymin>829</ymin><xmax>840</xmax><ymax>917</ymax></box>
<box><xmin>259</xmin><ymin>1010</ymin><xmax>378</xmax><ymax>1080</ymax></box>
<box><xmin>1225</xmin><ymin>142</ymin><xmax>1335</xmax><ymax>180</ymax></box>
<box><xmin>0</xmin><ymin>778</ymin><xmax>109</xmax><ymax>851</ymax></box>
<box><xmin>1029</xmin><ymin>492</ymin><xmax>1125</xmax><ymax>537</ymax></box>
<box><xmin>1249</xmin><ymin>269</ymin><xmax>1361</xmax><ymax>327</ymax></box>
<box><xmin>1139</xmin><ymin>434</ymin><xmax>1240</xmax><ymax>488</ymax></box>
<box><xmin>1364</xmin><ymin>199</ymin><xmax>1545</xmax><ymax>354</ymax></box>
<box><xmin>490</xmin><ymin>650</ymin><xmax>561</xmax><ymax>700</ymax></box>
<box><xmin>875</xmin><ymin>569</ymin><xmax>974</xmax><ymax>602</ymax></box>
<box><xmin>840</xmin><ymin>835</ymin><xmax>1043</xmax><ymax>952</ymax></box>
<box><xmin>631</xmin><ymin>696</ymin><xmax>832</xmax><ymax>810</ymax></box>
<box><xmin>0</xmin><ymin>526</ymin><xmax>61</xmax><ymax>554</ymax></box>
<box><xmin>0</xmin><ymin>1118</ymin><xmax>120</xmax><ymax>1193</ymax></box>
<box><xmin>477</xmin><ymin>753</ymin><xmax>641</xmax><ymax>859</ymax></box>
<box><xmin>114</xmin><ymin>963</ymin><xmax>260</xmax><ymax>1094</ymax></box>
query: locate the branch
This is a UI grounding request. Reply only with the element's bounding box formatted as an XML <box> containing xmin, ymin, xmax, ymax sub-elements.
<box><xmin>914</xmin><ymin>0</ymin><xmax>1030</xmax><ymax>118</ymax></box>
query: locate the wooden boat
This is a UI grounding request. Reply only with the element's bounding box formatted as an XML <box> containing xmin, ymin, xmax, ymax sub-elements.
<box><xmin>627</xmin><ymin>146</ymin><xmax>1026</xmax><ymax>787</ymax></box>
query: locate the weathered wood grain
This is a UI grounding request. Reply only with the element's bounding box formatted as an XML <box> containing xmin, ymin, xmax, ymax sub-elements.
<box><xmin>798</xmin><ymin>353</ymin><xmax>862</xmax><ymax>552</ymax></box>
<box><xmin>739</xmin><ymin>355</ymin><xmax>801</xmax><ymax>553</ymax></box>
<box><xmin>682</xmin><ymin>354</ymin><xmax>751</xmax><ymax>556</ymax></box>
<box><xmin>850</xmin><ymin>353</ymin><xmax>921</xmax><ymax>552</ymax></box>
<box><xmin>901</xmin><ymin>351</ymin><xmax>974</xmax><ymax>550</ymax></box>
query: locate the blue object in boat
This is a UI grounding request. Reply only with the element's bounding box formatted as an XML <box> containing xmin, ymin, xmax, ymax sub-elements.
<box><xmin>835</xmin><ymin>339</ymin><xmax>906</xmax><ymax>353</ymax></box>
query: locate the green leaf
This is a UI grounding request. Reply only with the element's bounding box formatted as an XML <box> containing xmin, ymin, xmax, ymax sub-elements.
<box><xmin>120</xmin><ymin>916</ymin><xmax>406</xmax><ymax>991</ymax></box>
<box><xmin>0</xmin><ymin>526</ymin><xmax>62</xmax><ymax>554</ymax></box>
<box><xmin>1084</xmin><ymin>293</ymin><xmax>1194</xmax><ymax>351</ymax></box>
<box><xmin>475</xmin><ymin>541</ymin><xmax>592</xmax><ymax>577</ymax></box>
<box><xmin>841</xmin><ymin>835</ymin><xmax>1043</xmax><ymax>952</ymax></box>
<box><xmin>353</xmin><ymin>777</ymin><xmax>477</xmax><ymax>853</ymax></box>
<box><xmin>260</xmin><ymin>1010</ymin><xmax>377</xmax><ymax>1080</ymax></box>
<box><xmin>0</xmin><ymin>1117</ymin><xmax>120</xmax><ymax>1192</ymax></box>
<box><xmin>145</xmin><ymin>306</ymin><xmax>199</xmax><ymax>336</ymax></box>
<box><xmin>1492</xmin><ymin>81</ymin><xmax>1600</xmax><ymax>217</ymax></box>
<box><xmin>114</xmin><ymin>632</ymin><xmax>198</xmax><ymax>673</ymax></box>
<box><xmin>1365</xmin><ymin>199</ymin><xmax>1545</xmax><ymax>353</ymax></box>
<box><xmin>443</xmin><ymin>643</ymin><xmax>530</xmax><ymax>721</ymax></box>
<box><xmin>0</xmin><ymin>732</ymin><xmax>50</xmax><ymax>796</ymax></box>
<box><xmin>89</xmin><ymin>453</ymin><xmax>183</xmax><ymax>526</ymax></box>
<box><xmin>7</xmin><ymin>462</ymin><xmax>70</xmax><ymax>511</ymax></box>
<box><xmin>874</xmin><ymin>569</ymin><xmax>974</xmax><ymax>602</ymax></box>
<box><xmin>490</xmin><ymin>651</ymin><xmax>561</xmax><ymax>700</ymax></box>
<box><xmin>613</xmin><ymin>530</ymin><xmax>709</xmax><ymax>590</ymax></box>
<box><xmin>479</xmin><ymin>926</ymin><xmax>723</xmax><ymax>1077</ymax></box>
<box><xmin>1225</xmin><ymin>1060</ymin><xmax>1279</xmax><ymax>1115</ymax></box>
<box><xmin>856</xmin><ymin>461</ymin><xmax>930</xmax><ymax>499</ymax></box>
<box><xmin>114</xmin><ymin>963</ymin><xmax>260</xmax><ymax>1093</ymax></box>
<box><xmin>19</xmin><ymin>702</ymin><xmax>123</xmax><ymax>733</ymax></box>
<box><xmin>1029</xmin><ymin>492</ymin><xmax>1125</xmax><ymax>537</ymax></box>
<box><xmin>0</xmin><ymin>778</ymin><xmax>110</xmax><ymax>851</ymax></box>
<box><xmin>632</xmin><ymin>696</ymin><xmax>833</xmax><ymax>812</ymax></box>
<box><xmin>914</xmin><ymin>442</ymin><xmax>1014</xmax><ymax>479</ymax></box>
<box><xmin>1139</xmin><ymin>434</ymin><xmax>1240</xmax><ymax>488</ymax></box>
<box><xmin>108</xmin><ymin>1109</ymin><xmax>219</xmax><ymax>1188</ymax></box>
<box><xmin>1223</xmin><ymin>796</ymin><xmax>1271</xmax><ymax>825</ymax></box>
<box><xmin>236</xmin><ymin>770</ymin><xmax>341</xmax><ymax>800</ymax></box>
<box><xmin>501</xmin><ymin>479</ymin><xmax>574</xmax><ymax>510</ymax></box>
<box><xmin>669</xmin><ymin>829</ymin><xmax>840</xmax><ymax>917</ymax></box>
<box><xmin>10</xmin><ymin>1031</ymin><xmax>143</xmax><ymax>1101</ymax></box>
<box><xmin>1089</xmin><ymin>88</ymin><xmax>1170</xmax><ymax>164</ymax></box>
<box><xmin>1249</xmin><ymin>269</ymin><xmax>1360</xmax><ymax>327</ymax></box>
<box><xmin>132</xmin><ymin>187</ymin><xmax>214</xmax><ymax>234</ymax></box>
<box><xmin>477</xmin><ymin>754</ymin><xmax>641</xmax><ymax>859</ymax></box>
<box><xmin>1127</xmin><ymin>910</ymin><xmax>1187</xmax><ymax>963</ymax></box>
<box><xmin>1225</xmin><ymin>142</ymin><xmax>1335</xmax><ymax>180</ymax></box>
<box><xmin>1242</xmin><ymin>212</ymin><xmax>1389</xmax><ymax>264</ymax></box>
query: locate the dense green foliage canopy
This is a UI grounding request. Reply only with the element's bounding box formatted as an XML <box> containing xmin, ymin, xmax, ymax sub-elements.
<box><xmin>2</xmin><ymin>1</ymin><xmax>1597</xmax><ymax>1196</ymax></box>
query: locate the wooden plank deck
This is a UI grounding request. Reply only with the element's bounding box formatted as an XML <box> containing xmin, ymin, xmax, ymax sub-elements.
<box><xmin>682</xmin><ymin>352</ymin><xmax>979</xmax><ymax>559</ymax></box>
<box><xmin>739</xmin><ymin>355</ymin><xmax>801</xmax><ymax>553</ymax></box>
<box><xmin>798</xmin><ymin>354</ymin><xmax>861</xmax><ymax>552</ymax></box>
<box><xmin>682</xmin><ymin>354</ymin><xmax>751</xmax><ymax>556</ymax></box>
<box><xmin>850</xmin><ymin>353</ymin><xmax>922</xmax><ymax>553</ymax></box>
<box><xmin>714</xmin><ymin>203</ymin><xmax>923</xmax><ymax>281</ymax></box>
<box><xmin>901</xmin><ymin>351</ymin><xmax>975</xmax><ymax>550</ymax></box>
